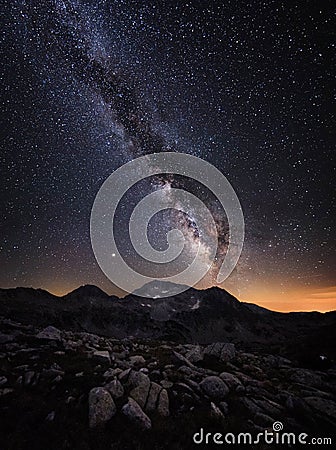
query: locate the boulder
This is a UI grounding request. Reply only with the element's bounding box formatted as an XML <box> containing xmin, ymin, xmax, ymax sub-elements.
<box><xmin>88</xmin><ymin>387</ymin><xmax>116</xmax><ymax>428</ymax></box>
<box><xmin>118</xmin><ymin>368</ymin><xmax>131</xmax><ymax>382</ymax></box>
<box><xmin>303</xmin><ymin>396</ymin><xmax>336</xmax><ymax>420</ymax></box>
<box><xmin>200</xmin><ymin>376</ymin><xmax>229</xmax><ymax>400</ymax></box>
<box><xmin>103</xmin><ymin>368</ymin><xmax>115</xmax><ymax>379</ymax></box>
<box><xmin>204</xmin><ymin>343</ymin><xmax>235</xmax><ymax>362</ymax></box>
<box><xmin>127</xmin><ymin>370</ymin><xmax>150</xmax><ymax>389</ymax></box>
<box><xmin>129</xmin><ymin>355</ymin><xmax>146</xmax><ymax>366</ymax></box>
<box><xmin>36</xmin><ymin>326</ymin><xmax>61</xmax><ymax>341</ymax></box>
<box><xmin>105</xmin><ymin>379</ymin><xmax>124</xmax><ymax>399</ymax></box>
<box><xmin>130</xmin><ymin>381</ymin><xmax>150</xmax><ymax>409</ymax></box>
<box><xmin>146</xmin><ymin>382</ymin><xmax>162</xmax><ymax>412</ymax></box>
<box><xmin>289</xmin><ymin>369</ymin><xmax>322</xmax><ymax>387</ymax></box>
<box><xmin>157</xmin><ymin>388</ymin><xmax>169</xmax><ymax>417</ymax></box>
<box><xmin>92</xmin><ymin>350</ymin><xmax>111</xmax><ymax>364</ymax></box>
<box><xmin>219</xmin><ymin>372</ymin><xmax>242</xmax><ymax>389</ymax></box>
<box><xmin>185</xmin><ymin>345</ymin><xmax>204</xmax><ymax>363</ymax></box>
<box><xmin>130</xmin><ymin>381</ymin><xmax>169</xmax><ymax>416</ymax></box>
<box><xmin>263</xmin><ymin>355</ymin><xmax>292</xmax><ymax>368</ymax></box>
<box><xmin>160</xmin><ymin>380</ymin><xmax>173</xmax><ymax>389</ymax></box>
<box><xmin>122</xmin><ymin>398</ymin><xmax>151</xmax><ymax>430</ymax></box>
<box><xmin>172</xmin><ymin>351</ymin><xmax>194</xmax><ymax>367</ymax></box>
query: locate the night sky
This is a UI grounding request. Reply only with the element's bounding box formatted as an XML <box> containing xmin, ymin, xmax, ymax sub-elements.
<box><xmin>1</xmin><ymin>0</ymin><xmax>335</xmax><ymax>312</ymax></box>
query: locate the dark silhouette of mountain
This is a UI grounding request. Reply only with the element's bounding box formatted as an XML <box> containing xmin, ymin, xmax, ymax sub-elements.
<box><xmin>0</xmin><ymin>286</ymin><xmax>57</xmax><ymax>301</ymax></box>
<box><xmin>0</xmin><ymin>283</ymin><xmax>335</xmax><ymax>365</ymax></box>
<box><xmin>63</xmin><ymin>284</ymin><xmax>110</xmax><ymax>300</ymax></box>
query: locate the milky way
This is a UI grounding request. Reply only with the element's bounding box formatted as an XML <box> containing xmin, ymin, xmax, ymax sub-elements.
<box><xmin>1</xmin><ymin>0</ymin><xmax>335</xmax><ymax>310</ymax></box>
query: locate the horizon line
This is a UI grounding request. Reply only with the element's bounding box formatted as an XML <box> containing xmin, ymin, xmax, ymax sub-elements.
<box><xmin>0</xmin><ymin>283</ymin><xmax>335</xmax><ymax>315</ymax></box>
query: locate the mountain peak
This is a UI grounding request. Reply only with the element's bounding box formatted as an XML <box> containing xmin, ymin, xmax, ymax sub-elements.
<box><xmin>64</xmin><ymin>284</ymin><xmax>109</xmax><ymax>299</ymax></box>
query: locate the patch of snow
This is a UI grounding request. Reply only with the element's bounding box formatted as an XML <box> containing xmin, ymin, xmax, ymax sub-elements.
<box><xmin>191</xmin><ymin>299</ymin><xmax>200</xmax><ymax>310</ymax></box>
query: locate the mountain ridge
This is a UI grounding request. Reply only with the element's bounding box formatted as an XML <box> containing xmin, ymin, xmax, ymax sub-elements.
<box><xmin>1</xmin><ymin>283</ymin><xmax>334</xmax><ymax>314</ymax></box>
<box><xmin>0</xmin><ymin>283</ymin><xmax>335</xmax><ymax>366</ymax></box>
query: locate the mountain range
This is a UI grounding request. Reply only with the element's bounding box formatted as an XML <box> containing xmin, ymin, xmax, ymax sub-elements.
<box><xmin>1</xmin><ymin>281</ymin><xmax>335</xmax><ymax>366</ymax></box>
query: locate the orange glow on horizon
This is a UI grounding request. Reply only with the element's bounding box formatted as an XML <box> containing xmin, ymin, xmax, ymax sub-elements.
<box><xmin>237</xmin><ymin>285</ymin><xmax>336</xmax><ymax>313</ymax></box>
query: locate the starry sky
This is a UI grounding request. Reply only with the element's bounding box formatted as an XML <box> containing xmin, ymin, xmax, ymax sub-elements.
<box><xmin>1</xmin><ymin>0</ymin><xmax>335</xmax><ymax>312</ymax></box>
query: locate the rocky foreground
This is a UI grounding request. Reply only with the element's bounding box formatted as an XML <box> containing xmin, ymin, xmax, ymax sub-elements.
<box><xmin>0</xmin><ymin>319</ymin><xmax>335</xmax><ymax>449</ymax></box>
